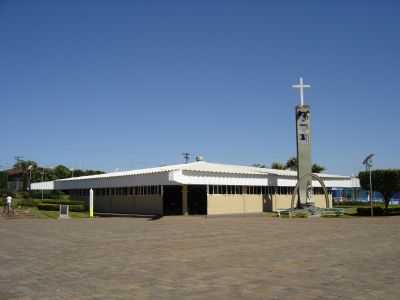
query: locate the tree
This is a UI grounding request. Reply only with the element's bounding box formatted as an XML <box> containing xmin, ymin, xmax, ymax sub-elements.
<box><xmin>72</xmin><ymin>169</ymin><xmax>85</xmax><ymax>177</ymax></box>
<box><xmin>84</xmin><ymin>170</ymin><xmax>104</xmax><ymax>176</ymax></box>
<box><xmin>271</xmin><ymin>162</ymin><xmax>286</xmax><ymax>170</ymax></box>
<box><xmin>0</xmin><ymin>171</ymin><xmax>7</xmax><ymax>192</ymax></box>
<box><xmin>13</xmin><ymin>159</ymin><xmax>38</xmax><ymax>191</ymax></box>
<box><xmin>53</xmin><ymin>165</ymin><xmax>71</xmax><ymax>179</ymax></box>
<box><xmin>359</xmin><ymin>169</ymin><xmax>400</xmax><ymax>208</ymax></box>
<box><xmin>312</xmin><ymin>164</ymin><xmax>325</xmax><ymax>173</ymax></box>
<box><xmin>12</xmin><ymin>159</ymin><xmax>105</xmax><ymax>187</ymax></box>
<box><xmin>284</xmin><ymin>157</ymin><xmax>325</xmax><ymax>173</ymax></box>
<box><xmin>285</xmin><ymin>157</ymin><xmax>297</xmax><ymax>171</ymax></box>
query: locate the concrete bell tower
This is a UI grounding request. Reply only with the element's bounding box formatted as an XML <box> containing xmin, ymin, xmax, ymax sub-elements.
<box><xmin>292</xmin><ymin>77</ymin><xmax>312</xmax><ymax>207</ymax></box>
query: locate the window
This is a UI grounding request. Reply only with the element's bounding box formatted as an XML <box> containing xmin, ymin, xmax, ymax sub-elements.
<box><xmin>227</xmin><ymin>186</ymin><xmax>232</xmax><ymax>194</ymax></box>
<box><xmin>250</xmin><ymin>186</ymin><xmax>254</xmax><ymax>194</ymax></box>
<box><xmin>222</xmin><ymin>186</ymin><xmax>227</xmax><ymax>194</ymax></box>
<box><xmin>255</xmin><ymin>186</ymin><xmax>261</xmax><ymax>194</ymax></box>
<box><xmin>235</xmin><ymin>186</ymin><xmax>242</xmax><ymax>194</ymax></box>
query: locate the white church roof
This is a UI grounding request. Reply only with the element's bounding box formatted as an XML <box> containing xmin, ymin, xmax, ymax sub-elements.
<box><xmin>31</xmin><ymin>161</ymin><xmax>358</xmax><ymax>190</ymax></box>
<box><xmin>56</xmin><ymin>161</ymin><xmax>349</xmax><ymax>181</ymax></box>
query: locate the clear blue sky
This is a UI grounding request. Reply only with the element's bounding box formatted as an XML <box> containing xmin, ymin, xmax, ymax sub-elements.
<box><xmin>1</xmin><ymin>0</ymin><xmax>399</xmax><ymax>174</ymax></box>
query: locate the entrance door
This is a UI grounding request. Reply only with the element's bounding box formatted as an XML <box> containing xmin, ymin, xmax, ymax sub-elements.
<box><xmin>163</xmin><ymin>185</ymin><xmax>182</xmax><ymax>215</ymax></box>
<box><xmin>188</xmin><ymin>185</ymin><xmax>207</xmax><ymax>215</ymax></box>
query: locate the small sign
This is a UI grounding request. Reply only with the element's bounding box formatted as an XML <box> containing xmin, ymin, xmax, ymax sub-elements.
<box><xmin>59</xmin><ymin>204</ymin><xmax>70</xmax><ymax>219</ymax></box>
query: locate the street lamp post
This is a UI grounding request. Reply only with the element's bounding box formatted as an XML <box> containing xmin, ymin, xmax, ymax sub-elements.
<box><xmin>27</xmin><ymin>165</ymin><xmax>33</xmax><ymax>192</ymax></box>
<box><xmin>362</xmin><ymin>154</ymin><xmax>375</xmax><ymax>217</ymax></box>
<box><xmin>41</xmin><ymin>167</ymin><xmax>45</xmax><ymax>201</ymax></box>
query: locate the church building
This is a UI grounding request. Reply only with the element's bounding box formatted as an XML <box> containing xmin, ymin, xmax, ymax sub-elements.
<box><xmin>31</xmin><ymin>161</ymin><xmax>360</xmax><ymax>216</ymax></box>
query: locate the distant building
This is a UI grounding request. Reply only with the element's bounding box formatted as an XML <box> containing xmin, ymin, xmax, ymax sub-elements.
<box><xmin>6</xmin><ymin>168</ymin><xmax>25</xmax><ymax>192</ymax></box>
<box><xmin>31</xmin><ymin>161</ymin><xmax>360</xmax><ymax>215</ymax></box>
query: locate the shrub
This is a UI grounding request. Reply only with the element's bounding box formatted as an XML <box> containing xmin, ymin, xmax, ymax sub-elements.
<box><xmin>30</xmin><ymin>190</ymin><xmax>71</xmax><ymax>200</ymax></box>
<box><xmin>16</xmin><ymin>198</ymin><xmax>40</xmax><ymax>207</ymax></box>
<box><xmin>334</xmin><ymin>201</ymin><xmax>370</xmax><ymax>206</ymax></box>
<box><xmin>41</xmin><ymin>200</ymin><xmax>85</xmax><ymax>206</ymax></box>
<box><xmin>37</xmin><ymin>203</ymin><xmax>59</xmax><ymax>211</ymax></box>
<box><xmin>357</xmin><ymin>207</ymin><xmax>400</xmax><ymax>216</ymax></box>
<box><xmin>357</xmin><ymin>207</ymin><xmax>384</xmax><ymax>216</ymax></box>
<box><xmin>0</xmin><ymin>192</ymin><xmax>16</xmax><ymax>198</ymax></box>
<box><xmin>69</xmin><ymin>204</ymin><xmax>86</xmax><ymax>212</ymax></box>
<box><xmin>382</xmin><ymin>207</ymin><xmax>400</xmax><ymax>216</ymax></box>
<box><xmin>37</xmin><ymin>203</ymin><xmax>86</xmax><ymax>212</ymax></box>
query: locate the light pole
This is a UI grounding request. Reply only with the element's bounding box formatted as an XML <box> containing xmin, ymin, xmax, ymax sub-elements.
<box><xmin>41</xmin><ymin>167</ymin><xmax>45</xmax><ymax>201</ymax></box>
<box><xmin>362</xmin><ymin>154</ymin><xmax>374</xmax><ymax>217</ymax></box>
<box><xmin>71</xmin><ymin>168</ymin><xmax>74</xmax><ymax>178</ymax></box>
<box><xmin>27</xmin><ymin>165</ymin><xmax>33</xmax><ymax>192</ymax></box>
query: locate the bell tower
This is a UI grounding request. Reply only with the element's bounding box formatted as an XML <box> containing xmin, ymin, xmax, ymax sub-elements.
<box><xmin>292</xmin><ymin>77</ymin><xmax>312</xmax><ymax>207</ymax></box>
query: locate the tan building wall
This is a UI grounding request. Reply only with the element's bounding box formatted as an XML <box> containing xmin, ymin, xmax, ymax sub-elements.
<box><xmin>271</xmin><ymin>195</ymin><xmax>292</xmax><ymax>211</ymax></box>
<box><xmin>312</xmin><ymin>194</ymin><xmax>333</xmax><ymax>209</ymax></box>
<box><xmin>207</xmin><ymin>194</ymin><xmax>263</xmax><ymax>215</ymax></box>
<box><xmin>269</xmin><ymin>194</ymin><xmax>333</xmax><ymax>211</ymax></box>
<box><xmin>70</xmin><ymin>187</ymin><xmax>332</xmax><ymax>216</ymax></box>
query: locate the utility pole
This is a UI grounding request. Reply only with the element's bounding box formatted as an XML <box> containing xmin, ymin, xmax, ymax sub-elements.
<box><xmin>182</xmin><ymin>153</ymin><xmax>191</xmax><ymax>164</ymax></box>
<box><xmin>27</xmin><ymin>165</ymin><xmax>33</xmax><ymax>191</ymax></box>
<box><xmin>362</xmin><ymin>154</ymin><xmax>375</xmax><ymax>217</ymax></box>
<box><xmin>41</xmin><ymin>167</ymin><xmax>45</xmax><ymax>201</ymax></box>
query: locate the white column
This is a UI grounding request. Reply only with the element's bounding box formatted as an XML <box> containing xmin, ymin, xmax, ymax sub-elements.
<box><xmin>89</xmin><ymin>188</ymin><xmax>94</xmax><ymax>218</ymax></box>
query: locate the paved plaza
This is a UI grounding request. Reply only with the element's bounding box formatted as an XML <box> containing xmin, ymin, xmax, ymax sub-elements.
<box><xmin>1</xmin><ymin>215</ymin><xmax>400</xmax><ymax>299</ymax></box>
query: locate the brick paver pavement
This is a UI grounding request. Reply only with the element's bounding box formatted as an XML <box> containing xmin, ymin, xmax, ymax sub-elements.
<box><xmin>0</xmin><ymin>215</ymin><xmax>399</xmax><ymax>299</ymax></box>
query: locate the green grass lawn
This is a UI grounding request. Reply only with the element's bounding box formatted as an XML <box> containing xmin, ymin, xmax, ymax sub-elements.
<box><xmin>9</xmin><ymin>197</ymin><xmax>90</xmax><ymax>219</ymax></box>
<box><xmin>18</xmin><ymin>206</ymin><xmax>89</xmax><ymax>219</ymax></box>
<box><xmin>28</xmin><ymin>207</ymin><xmax>90</xmax><ymax>219</ymax></box>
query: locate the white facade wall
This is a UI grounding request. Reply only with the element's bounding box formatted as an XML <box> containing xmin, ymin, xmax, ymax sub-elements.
<box><xmin>30</xmin><ymin>181</ymin><xmax>55</xmax><ymax>190</ymax></box>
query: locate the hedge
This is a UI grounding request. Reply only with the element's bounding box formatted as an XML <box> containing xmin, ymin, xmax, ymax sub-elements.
<box><xmin>382</xmin><ymin>207</ymin><xmax>400</xmax><ymax>216</ymax></box>
<box><xmin>37</xmin><ymin>203</ymin><xmax>86</xmax><ymax>212</ymax></box>
<box><xmin>334</xmin><ymin>201</ymin><xmax>372</xmax><ymax>206</ymax></box>
<box><xmin>30</xmin><ymin>190</ymin><xmax>70</xmax><ymax>200</ymax></box>
<box><xmin>16</xmin><ymin>198</ymin><xmax>41</xmax><ymax>207</ymax></box>
<box><xmin>41</xmin><ymin>200</ymin><xmax>85</xmax><ymax>206</ymax></box>
<box><xmin>357</xmin><ymin>207</ymin><xmax>400</xmax><ymax>216</ymax></box>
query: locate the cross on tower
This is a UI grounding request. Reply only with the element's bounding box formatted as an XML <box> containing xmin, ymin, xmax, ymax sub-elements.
<box><xmin>292</xmin><ymin>77</ymin><xmax>311</xmax><ymax>106</ymax></box>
